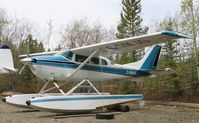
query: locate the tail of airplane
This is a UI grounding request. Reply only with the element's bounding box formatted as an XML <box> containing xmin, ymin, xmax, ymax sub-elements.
<box><xmin>0</xmin><ymin>45</ymin><xmax>17</xmax><ymax>73</ymax></box>
<box><xmin>124</xmin><ymin>45</ymin><xmax>161</xmax><ymax>70</ymax></box>
<box><xmin>124</xmin><ymin>45</ymin><xmax>175</xmax><ymax>78</ymax></box>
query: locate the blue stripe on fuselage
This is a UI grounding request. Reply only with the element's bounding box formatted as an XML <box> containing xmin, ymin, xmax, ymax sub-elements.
<box><xmin>31</xmin><ymin>95</ymin><xmax>144</xmax><ymax>103</ymax></box>
<box><xmin>31</xmin><ymin>60</ymin><xmax>150</xmax><ymax>77</ymax></box>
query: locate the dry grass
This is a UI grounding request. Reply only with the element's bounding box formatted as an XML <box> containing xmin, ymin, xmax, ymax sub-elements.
<box><xmin>0</xmin><ymin>97</ymin><xmax>199</xmax><ymax>123</ymax></box>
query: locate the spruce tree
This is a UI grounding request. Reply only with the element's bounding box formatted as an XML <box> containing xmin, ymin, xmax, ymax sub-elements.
<box><xmin>116</xmin><ymin>0</ymin><xmax>148</xmax><ymax>94</ymax></box>
<box><xmin>116</xmin><ymin>0</ymin><xmax>148</xmax><ymax>63</ymax></box>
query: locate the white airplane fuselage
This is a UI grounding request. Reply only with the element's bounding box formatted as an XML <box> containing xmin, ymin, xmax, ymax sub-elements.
<box><xmin>23</xmin><ymin>45</ymin><xmax>160</xmax><ymax>82</ymax></box>
<box><xmin>31</xmin><ymin>61</ymin><xmax>142</xmax><ymax>82</ymax></box>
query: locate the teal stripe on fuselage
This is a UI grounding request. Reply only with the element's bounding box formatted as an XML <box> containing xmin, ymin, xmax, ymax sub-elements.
<box><xmin>32</xmin><ymin>60</ymin><xmax>150</xmax><ymax>77</ymax></box>
<box><xmin>31</xmin><ymin>95</ymin><xmax>144</xmax><ymax>103</ymax></box>
<box><xmin>32</xmin><ymin>55</ymin><xmax>68</xmax><ymax>62</ymax></box>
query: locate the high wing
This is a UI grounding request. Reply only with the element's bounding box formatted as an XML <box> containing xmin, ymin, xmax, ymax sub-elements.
<box><xmin>71</xmin><ymin>31</ymin><xmax>190</xmax><ymax>56</ymax></box>
<box><xmin>19</xmin><ymin>31</ymin><xmax>190</xmax><ymax>57</ymax></box>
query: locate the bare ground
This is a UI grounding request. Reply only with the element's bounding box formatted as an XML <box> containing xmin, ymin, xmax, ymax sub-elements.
<box><xmin>0</xmin><ymin>99</ymin><xmax>199</xmax><ymax>123</ymax></box>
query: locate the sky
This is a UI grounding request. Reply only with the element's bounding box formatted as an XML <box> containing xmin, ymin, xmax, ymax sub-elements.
<box><xmin>0</xmin><ymin>0</ymin><xmax>182</xmax><ymax>48</ymax></box>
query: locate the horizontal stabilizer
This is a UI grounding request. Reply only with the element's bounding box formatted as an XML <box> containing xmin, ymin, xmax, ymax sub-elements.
<box><xmin>132</xmin><ymin>68</ymin><xmax>175</xmax><ymax>82</ymax></box>
<box><xmin>146</xmin><ymin>68</ymin><xmax>175</xmax><ymax>77</ymax></box>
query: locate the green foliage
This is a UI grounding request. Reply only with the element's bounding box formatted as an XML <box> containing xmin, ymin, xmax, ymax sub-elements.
<box><xmin>143</xmin><ymin>12</ymin><xmax>199</xmax><ymax>101</ymax></box>
<box><xmin>0</xmin><ymin>8</ymin><xmax>8</xmax><ymax>26</ymax></box>
<box><xmin>144</xmin><ymin>74</ymin><xmax>186</xmax><ymax>100</ymax></box>
<box><xmin>180</xmin><ymin>0</ymin><xmax>199</xmax><ymax>56</ymax></box>
<box><xmin>18</xmin><ymin>34</ymin><xmax>45</xmax><ymax>87</ymax></box>
<box><xmin>180</xmin><ymin>0</ymin><xmax>199</xmax><ymax>95</ymax></box>
<box><xmin>119</xmin><ymin>80</ymin><xmax>137</xmax><ymax>94</ymax></box>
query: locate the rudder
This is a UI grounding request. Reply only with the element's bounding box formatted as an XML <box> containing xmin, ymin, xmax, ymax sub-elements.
<box><xmin>124</xmin><ymin>45</ymin><xmax>161</xmax><ymax>70</ymax></box>
<box><xmin>140</xmin><ymin>45</ymin><xmax>161</xmax><ymax>70</ymax></box>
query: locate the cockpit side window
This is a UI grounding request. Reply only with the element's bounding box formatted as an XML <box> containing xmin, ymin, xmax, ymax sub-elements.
<box><xmin>75</xmin><ymin>54</ymin><xmax>88</xmax><ymax>63</ymax></box>
<box><xmin>91</xmin><ymin>57</ymin><xmax>99</xmax><ymax>65</ymax></box>
<box><xmin>66</xmin><ymin>52</ymin><xmax>73</xmax><ymax>60</ymax></box>
<box><xmin>101</xmin><ymin>59</ymin><xmax>108</xmax><ymax>65</ymax></box>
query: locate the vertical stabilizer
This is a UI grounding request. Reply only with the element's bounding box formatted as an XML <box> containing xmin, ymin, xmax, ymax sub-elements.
<box><xmin>124</xmin><ymin>45</ymin><xmax>161</xmax><ymax>70</ymax></box>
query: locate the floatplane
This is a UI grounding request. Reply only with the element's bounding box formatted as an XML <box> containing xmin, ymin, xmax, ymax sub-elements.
<box><xmin>3</xmin><ymin>31</ymin><xmax>189</xmax><ymax>113</ymax></box>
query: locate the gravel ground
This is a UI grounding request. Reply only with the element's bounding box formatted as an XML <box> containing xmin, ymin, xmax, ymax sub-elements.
<box><xmin>0</xmin><ymin>99</ymin><xmax>199</xmax><ymax>123</ymax></box>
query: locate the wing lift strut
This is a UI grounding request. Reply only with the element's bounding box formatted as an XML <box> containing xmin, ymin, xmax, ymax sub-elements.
<box><xmin>38</xmin><ymin>48</ymin><xmax>100</xmax><ymax>95</ymax></box>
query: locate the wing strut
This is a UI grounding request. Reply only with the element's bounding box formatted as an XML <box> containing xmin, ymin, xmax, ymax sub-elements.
<box><xmin>65</xmin><ymin>79</ymin><xmax>101</xmax><ymax>95</ymax></box>
<box><xmin>39</xmin><ymin>81</ymin><xmax>50</xmax><ymax>94</ymax></box>
<box><xmin>42</xmin><ymin>48</ymin><xmax>99</xmax><ymax>93</ymax></box>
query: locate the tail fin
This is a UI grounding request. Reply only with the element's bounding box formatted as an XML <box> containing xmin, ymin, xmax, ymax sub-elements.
<box><xmin>0</xmin><ymin>45</ymin><xmax>16</xmax><ymax>71</ymax></box>
<box><xmin>124</xmin><ymin>45</ymin><xmax>161</xmax><ymax>70</ymax></box>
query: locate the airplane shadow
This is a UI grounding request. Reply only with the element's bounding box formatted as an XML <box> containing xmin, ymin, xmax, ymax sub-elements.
<box><xmin>39</xmin><ymin>111</ymin><xmax>122</xmax><ymax>119</ymax></box>
<box><xmin>39</xmin><ymin>112</ymin><xmax>96</xmax><ymax>119</ymax></box>
<box><xmin>54</xmin><ymin>113</ymin><xmax>96</xmax><ymax>119</ymax></box>
<box><xmin>15</xmin><ymin>109</ymin><xmax>40</xmax><ymax>113</ymax></box>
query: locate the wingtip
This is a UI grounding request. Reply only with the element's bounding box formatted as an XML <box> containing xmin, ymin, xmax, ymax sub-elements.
<box><xmin>161</xmin><ymin>31</ymin><xmax>191</xmax><ymax>39</ymax></box>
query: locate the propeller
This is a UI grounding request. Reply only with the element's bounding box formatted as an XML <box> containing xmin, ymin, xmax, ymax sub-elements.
<box><xmin>19</xmin><ymin>57</ymin><xmax>32</xmax><ymax>74</ymax></box>
<box><xmin>19</xmin><ymin>34</ymin><xmax>34</xmax><ymax>75</ymax></box>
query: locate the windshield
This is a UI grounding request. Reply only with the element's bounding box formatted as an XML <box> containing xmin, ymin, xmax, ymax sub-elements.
<box><xmin>55</xmin><ymin>50</ymin><xmax>73</xmax><ymax>60</ymax></box>
<box><xmin>110</xmin><ymin>60</ymin><xmax>115</xmax><ymax>65</ymax></box>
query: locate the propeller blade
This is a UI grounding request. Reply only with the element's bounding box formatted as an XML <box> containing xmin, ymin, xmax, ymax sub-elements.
<box><xmin>19</xmin><ymin>65</ymin><xmax>26</xmax><ymax>75</ymax></box>
<box><xmin>29</xmin><ymin>64</ymin><xmax>36</xmax><ymax>73</ymax></box>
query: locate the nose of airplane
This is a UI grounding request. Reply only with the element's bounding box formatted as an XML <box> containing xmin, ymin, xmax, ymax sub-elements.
<box><xmin>20</xmin><ymin>57</ymin><xmax>32</xmax><ymax>65</ymax></box>
<box><xmin>2</xmin><ymin>98</ymin><xmax>6</xmax><ymax>102</ymax></box>
<box><xmin>26</xmin><ymin>100</ymin><xmax>31</xmax><ymax>106</ymax></box>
